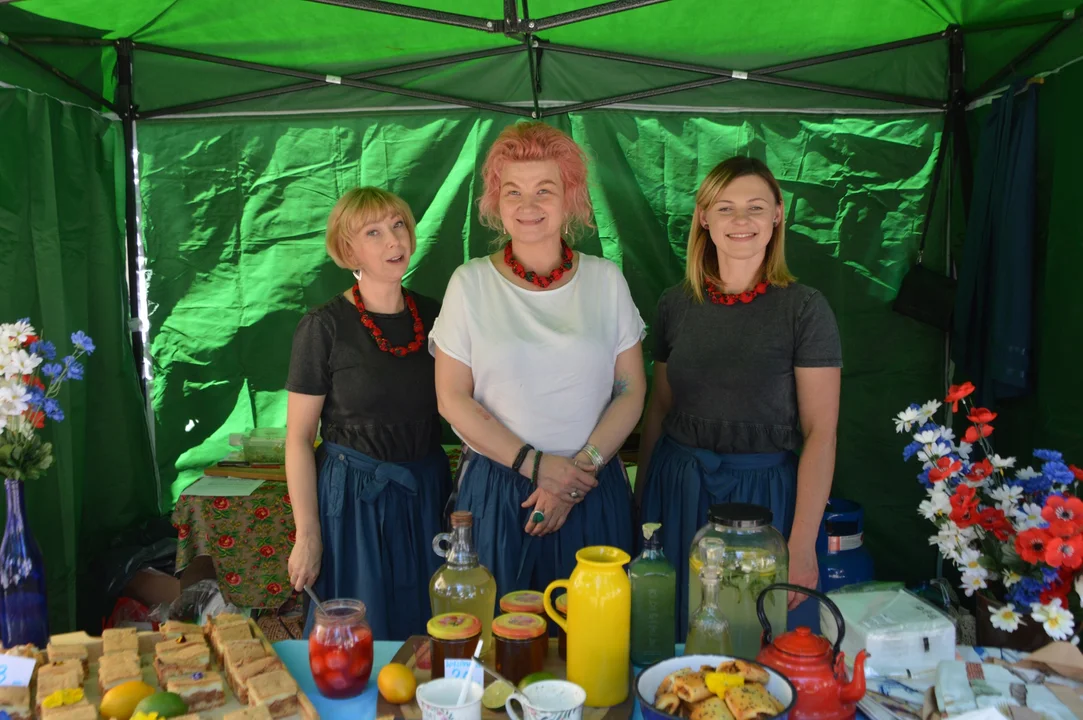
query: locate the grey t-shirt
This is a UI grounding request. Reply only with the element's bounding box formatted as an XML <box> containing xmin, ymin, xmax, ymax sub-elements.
<box><xmin>653</xmin><ymin>282</ymin><xmax>842</xmax><ymax>454</ymax></box>
<box><xmin>286</xmin><ymin>292</ymin><xmax>443</xmax><ymax>462</ymax></box>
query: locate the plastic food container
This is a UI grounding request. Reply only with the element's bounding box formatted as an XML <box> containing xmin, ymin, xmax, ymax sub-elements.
<box><xmin>242</xmin><ymin>428</ymin><xmax>286</xmax><ymax>464</ymax></box>
<box><xmin>492</xmin><ymin>613</ymin><xmax>547</xmax><ymax>685</ymax></box>
<box><xmin>427</xmin><ymin>612</ymin><xmax>482</xmax><ymax>679</ymax></box>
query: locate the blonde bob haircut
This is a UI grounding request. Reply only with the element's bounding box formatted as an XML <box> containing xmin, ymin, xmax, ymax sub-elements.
<box><xmin>325</xmin><ymin>187</ymin><xmax>417</xmax><ymax>270</ymax></box>
<box><xmin>685</xmin><ymin>156</ymin><xmax>796</xmax><ymax>303</ymax></box>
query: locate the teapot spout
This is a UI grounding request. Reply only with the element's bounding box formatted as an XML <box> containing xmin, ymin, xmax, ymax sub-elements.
<box><xmin>839</xmin><ymin>650</ymin><xmax>868</xmax><ymax>704</ymax></box>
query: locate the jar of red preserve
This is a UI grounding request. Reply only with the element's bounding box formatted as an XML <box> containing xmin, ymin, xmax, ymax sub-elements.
<box><xmin>309</xmin><ymin>598</ymin><xmax>374</xmax><ymax>699</ymax></box>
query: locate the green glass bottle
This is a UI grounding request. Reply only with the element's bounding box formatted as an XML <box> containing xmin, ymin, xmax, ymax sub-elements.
<box><xmin>630</xmin><ymin>522</ymin><xmax>677</xmax><ymax>666</ymax></box>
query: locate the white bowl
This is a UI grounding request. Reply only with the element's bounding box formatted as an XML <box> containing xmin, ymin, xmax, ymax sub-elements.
<box><xmin>636</xmin><ymin>654</ymin><xmax>796</xmax><ymax>720</ymax></box>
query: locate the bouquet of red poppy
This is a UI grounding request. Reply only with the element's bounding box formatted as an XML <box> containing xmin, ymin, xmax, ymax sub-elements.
<box><xmin>896</xmin><ymin>381</ymin><xmax>1083</xmax><ymax>642</ymax></box>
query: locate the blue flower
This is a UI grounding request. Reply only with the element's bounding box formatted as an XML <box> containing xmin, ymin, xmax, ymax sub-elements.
<box><xmin>43</xmin><ymin>398</ymin><xmax>64</xmax><ymax>422</ymax></box>
<box><xmin>1034</xmin><ymin>449</ymin><xmax>1063</xmax><ymax>463</ymax></box>
<box><xmin>26</xmin><ymin>386</ymin><xmax>45</xmax><ymax>410</ymax></box>
<box><xmin>916</xmin><ymin>468</ymin><xmax>933</xmax><ymax>489</ymax></box>
<box><xmin>1043</xmin><ymin>461</ymin><xmax>1074</xmax><ymax>485</ymax></box>
<box><xmin>64</xmin><ymin>357</ymin><xmax>83</xmax><ymax>381</ymax></box>
<box><xmin>1041</xmin><ymin>567</ymin><xmax>1061</xmax><ymax>583</ymax></box>
<box><xmin>29</xmin><ymin>340</ymin><xmax>56</xmax><ymax>360</ymax></box>
<box><xmin>70</xmin><ymin>331</ymin><xmax>95</xmax><ymax>355</ymax></box>
<box><xmin>903</xmin><ymin>441</ymin><xmax>922</xmax><ymax>461</ymax></box>
<box><xmin>41</xmin><ymin>362</ymin><xmax>63</xmax><ymax>379</ymax></box>
<box><xmin>1007</xmin><ymin>577</ymin><xmax>1043</xmax><ymax>607</ymax></box>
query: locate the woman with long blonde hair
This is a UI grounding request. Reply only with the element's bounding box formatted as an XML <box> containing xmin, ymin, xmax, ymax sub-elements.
<box><xmin>637</xmin><ymin>157</ymin><xmax>842</xmax><ymax>637</ymax></box>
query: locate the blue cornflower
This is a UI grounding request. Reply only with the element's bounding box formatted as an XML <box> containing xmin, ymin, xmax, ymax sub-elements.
<box><xmin>26</xmin><ymin>386</ymin><xmax>45</xmax><ymax>410</ymax></box>
<box><xmin>41</xmin><ymin>362</ymin><xmax>63</xmax><ymax>379</ymax></box>
<box><xmin>1034</xmin><ymin>449</ymin><xmax>1063</xmax><ymax>463</ymax></box>
<box><xmin>903</xmin><ymin>441</ymin><xmax>922</xmax><ymax>461</ymax></box>
<box><xmin>29</xmin><ymin>340</ymin><xmax>56</xmax><ymax>360</ymax></box>
<box><xmin>63</xmin><ymin>357</ymin><xmax>83</xmax><ymax>381</ymax></box>
<box><xmin>70</xmin><ymin>330</ymin><xmax>95</xmax><ymax>355</ymax></box>
<box><xmin>1007</xmin><ymin>577</ymin><xmax>1043</xmax><ymax>607</ymax></box>
<box><xmin>43</xmin><ymin>398</ymin><xmax>64</xmax><ymax>422</ymax></box>
<box><xmin>1043</xmin><ymin>461</ymin><xmax>1075</xmax><ymax>485</ymax></box>
<box><xmin>1041</xmin><ymin>567</ymin><xmax>1061</xmax><ymax>583</ymax></box>
<box><xmin>916</xmin><ymin>468</ymin><xmax>933</xmax><ymax>489</ymax></box>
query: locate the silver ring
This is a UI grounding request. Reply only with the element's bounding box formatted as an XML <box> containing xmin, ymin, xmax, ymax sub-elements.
<box><xmin>570</xmin><ymin>490</ymin><xmax>580</xmax><ymax>499</ymax></box>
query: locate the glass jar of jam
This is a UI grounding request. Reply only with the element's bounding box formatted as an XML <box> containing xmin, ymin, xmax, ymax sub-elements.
<box><xmin>492</xmin><ymin>613</ymin><xmax>547</xmax><ymax>686</ymax></box>
<box><xmin>426</xmin><ymin>612</ymin><xmax>482</xmax><ymax>679</ymax></box>
<box><xmin>499</xmin><ymin>590</ymin><xmax>544</xmax><ymax>616</ymax></box>
<box><xmin>309</xmin><ymin>598</ymin><xmax>374</xmax><ymax>699</ymax></box>
<box><xmin>555</xmin><ymin>593</ymin><xmax>568</xmax><ymax>661</ymax></box>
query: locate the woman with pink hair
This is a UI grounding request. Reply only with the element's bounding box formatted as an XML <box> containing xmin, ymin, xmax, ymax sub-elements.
<box><xmin>430</xmin><ymin>121</ymin><xmax>645</xmax><ymax>594</ymax></box>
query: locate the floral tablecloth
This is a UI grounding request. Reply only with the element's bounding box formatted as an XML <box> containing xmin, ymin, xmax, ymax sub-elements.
<box><xmin>172</xmin><ymin>446</ymin><xmax>463</xmax><ymax>608</ymax></box>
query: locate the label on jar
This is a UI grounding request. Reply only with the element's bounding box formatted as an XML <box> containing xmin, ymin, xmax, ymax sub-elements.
<box><xmin>444</xmin><ymin>659</ymin><xmax>485</xmax><ymax>686</ymax></box>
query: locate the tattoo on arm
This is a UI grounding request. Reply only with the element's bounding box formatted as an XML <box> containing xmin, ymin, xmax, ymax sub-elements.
<box><xmin>612</xmin><ymin>375</ymin><xmax>629</xmax><ymax>399</ymax></box>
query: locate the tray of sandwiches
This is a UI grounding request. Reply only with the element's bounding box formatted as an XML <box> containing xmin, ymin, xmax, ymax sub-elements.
<box><xmin>0</xmin><ymin>614</ymin><xmax>319</xmax><ymax>720</ymax></box>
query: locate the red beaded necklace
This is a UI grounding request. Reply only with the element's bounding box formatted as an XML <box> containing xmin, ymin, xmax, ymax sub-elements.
<box><xmin>351</xmin><ymin>284</ymin><xmax>426</xmax><ymax>357</ymax></box>
<box><xmin>504</xmin><ymin>239</ymin><xmax>574</xmax><ymax>289</ymax></box>
<box><xmin>705</xmin><ymin>279</ymin><xmax>769</xmax><ymax>306</ymax></box>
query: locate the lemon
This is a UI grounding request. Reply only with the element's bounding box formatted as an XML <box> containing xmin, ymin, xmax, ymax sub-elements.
<box><xmin>377</xmin><ymin>663</ymin><xmax>417</xmax><ymax>705</ymax></box>
<box><xmin>518</xmin><ymin>671</ymin><xmax>556</xmax><ymax>690</ymax></box>
<box><xmin>705</xmin><ymin>672</ymin><xmax>744</xmax><ymax>696</ymax></box>
<box><xmin>482</xmin><ymin>680</ymin><xmax>515</xmax><ymax>711</ymax></box>
<box><xmin>100</xmin><ymin>681</ymin><xmax>156</xmax><ymax>720</ymax></box>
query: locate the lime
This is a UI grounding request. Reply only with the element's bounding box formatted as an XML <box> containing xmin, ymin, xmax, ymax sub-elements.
<box><xmin>482</xmin><ymin>680</ymin><xmax>516</xmax><ymax>711</ymax></box>
<box><xmin>133</xmin><ymin>691</ymin><xmax>189</xmax><ymax>718</ymax></box>
<box><xmin>518</xmin><ymin>671</ymin><xmax>556</xmax><ymax>690</ymax></box>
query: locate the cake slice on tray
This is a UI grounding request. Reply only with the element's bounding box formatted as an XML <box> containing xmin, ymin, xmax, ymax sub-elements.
<box><xmin>45</xmin><ymin>644</ymin><xmax>88</xmax><ymax>676</ymax></box>
<box><xmin>154</xmin><ymin>641</ymin><xmax>211</xmax><ymax>686</ymax></box>
<box><xmin>224</xmin><ymin>705</ymin><xmax>274</xmax><ymax>720</ymax></box>
<box><xmin>229</xmin><ymin>656</ymin><xmax>284</xmax><ymax>704</ymax></box>
<box><xmin>0</xmin><ymin>686</ymin><xmax>31</xmax><ymax>720</ymax></box>
<box><xmin>97</xmin><ymin>653</ymin><xmax>142</xmax><ymax>695</ymax></box>
<box><xmin>166</xmin><ymin>671</ymin><xmax>227</xmax><ymax>712</ymax></box>
<box><xmin>102</xmin><ymin>628</ymin><xmax>139</xmax><ymax>656</ymax></box>
<box><xmin>246</xmin><ymin>670</ymin><xmax>299</xmax><ymax>719</ymax></box>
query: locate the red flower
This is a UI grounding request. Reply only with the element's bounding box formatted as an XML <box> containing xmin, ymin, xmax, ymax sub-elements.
<box><xmin>966</xmin><ymin>408</ymin><xmax>997</xmax><ymax>424</ymax></box>
<box><xmin>1045</xmin><ymin>535</ymin><xmax>1083</xmax><ymax>569</ymax></box>
<box><xmin>177</xmin><ymin>524</ymin><xmax>191</xmax><ymax>540</ymax></box>
<box><xmin>929</xmin><ymin>457</ymin><xmax>963</xmax><ymax>483</ymax></box>
<box><xmin>1042</xmin><ymin>496</ymin><xmax>1083</xmax><ymax>538</ymax></box>
<box><xmin>283</xmin><ymin>494</ymin><xmax>292</xmax><ymax>506</ymax></box>
<box><xmin>1016</xmin><ymin>528</ymin><xmax>1052</xmax><ymax>564</ymax></box>
<box><xmin>977</xmin><ymin>508</ymin><xmax>1014</xmax><ymax>541</ymax></box>
<box><xmin>254</xmin><ymin>506</ymin><xmax>270</xmax><ymax>520</ymax></box>
<box><xmin>966</xmin><ymin>459</ymin><xmax>994</xmax><ymax>483</ymax></box>
<box><xmin>287</xmin><ymin>529</ymin><xmax>297</xmax><ymax>544</ymax></box>
<box><xmin>1071</xmin><ymin>465</ymin><xmax>1083</xmax><ymax>481</ymax></box>
<box><xmin>266</xmin><ymin>582</ymin><xmax>283</xmax><ymax>595</ymax></box>
<box><xmin>24</xmin><ymin>410</ymin><xmax>45</xmax><ymax>429</ymax></box>
<box><xmin>1040</xmin><ymin>568</ymin><xmax>1074</xmax><ymax>605</ymax></box>
<box><xmin>23</xmin><ymin>335</ymin><xmax>38</xmax><ymax>346</ymax></box>
<box><xmin>949</xmin><ymin>486</ymin><xmax>980</xmax><ymax>528</ymax></box>
<box><xmin>212</xmin><ymin>497</ymin><xmax>230</xmax><ymax>510</ymax></box>
<box><xmin>217</xmin><ymin>534</ymin><xmax>235</xmax><ymax>550</ymax></box>
<box><xmin>945</xmin><ymin>382</ymin><xmax>976</xmax><ymax>412</ymax></box>
<box><xmin>964</xmin><ymin>424</ymin><xmax>994</xmax><ymax>444</ymax></box>
<box><xmin>259</xmin><ymin>545</ymin><xmax>276</xmax><ymax>558</ymax></box>
<box><xmin>26</xmin><ymin>376</ymin><xmax>45</xmax><ymax>391</ymax></box>
<box><xmin>225</xmin><ymin>572</ymin><xmax>242</xmax><ymax>586</ymax></box>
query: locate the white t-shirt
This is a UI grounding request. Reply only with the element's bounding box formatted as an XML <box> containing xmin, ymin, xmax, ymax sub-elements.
<box><xmin>429</xmin><ymin>253</ymin><xmax>646</xmax><ymax>458</ymax></box>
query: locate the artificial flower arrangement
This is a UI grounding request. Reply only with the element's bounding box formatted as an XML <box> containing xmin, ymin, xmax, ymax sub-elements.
<box><xmin>0</xmin><ymin>319</ymin><xmax>95</xmax><ymax>481</ymax></box>
<box><xmin>897</xmin><ymin>381</ymin><xmax>1083</xmax><ymax>643</ymax></box>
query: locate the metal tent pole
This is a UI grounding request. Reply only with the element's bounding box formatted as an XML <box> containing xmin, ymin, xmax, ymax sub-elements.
<box><xmin>968</xmin><ymin>9</ymin><xmax>1081</xmax><ymax>101</ymax></box>
<box><xmin>0</xmin><ymin>31</ymin><xmax>118</xmax><ymax>112</ymax></box>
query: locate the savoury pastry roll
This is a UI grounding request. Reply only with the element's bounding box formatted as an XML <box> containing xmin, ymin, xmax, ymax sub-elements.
<box><xmin>714</xmin><ymin>660</ymin><xmax>769</xmax><ymax>685</ymax></box>
<box><xmin>673</xmin><ymin>673</ymin><xmax>714</xmax><ymax>704</ymax></box>
<box><xmin>690</xmin><ymin>696</ymin><xmax>737</xmax><ymax>720</ymax></box>
<box><xmin>723</xmin><ymin>684</ymin><xmax>782</xmax><ymax>720</ymax></box>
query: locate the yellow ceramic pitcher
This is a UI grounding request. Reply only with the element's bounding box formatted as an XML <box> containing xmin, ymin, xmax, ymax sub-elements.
<box><xmin>543</xmin><ymin>545</ymin><xmax>631</xmax><ymax>707</ymax></box>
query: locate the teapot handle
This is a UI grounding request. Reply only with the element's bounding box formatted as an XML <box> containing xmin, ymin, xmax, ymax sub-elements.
<box><xmin>756</xmin><ymin>583</ymin><xmax>845</xmax><ymax>660</ymax></box>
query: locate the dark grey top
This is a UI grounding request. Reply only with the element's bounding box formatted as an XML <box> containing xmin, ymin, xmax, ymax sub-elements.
<box><xmin>653</xmin><ymin>283</ymin><xmax>842</xmax><ymax>454</ymax></box>
<box><xmin>286</xmin><ymin>292</ymin><xmax>442</xmax><ymax>462</ymax></box>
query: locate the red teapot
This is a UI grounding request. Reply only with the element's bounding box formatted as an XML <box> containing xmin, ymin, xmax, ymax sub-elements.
<box><xmin>754</xmin><ymin>584</ymin><xmax>868</xmax><ymax>720</ymax></box>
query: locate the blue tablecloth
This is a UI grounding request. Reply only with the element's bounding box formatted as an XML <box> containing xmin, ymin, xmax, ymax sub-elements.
<box><xmin>275</xmin><ymin>640</ymin><xmax>868</xmax><ymax>720</ymax></box>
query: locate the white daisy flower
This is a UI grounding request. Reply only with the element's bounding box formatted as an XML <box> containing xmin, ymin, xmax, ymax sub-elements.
<box><xmin>918</xmin><ymin>442</ymin><xmax>954</xmax><ymax>465</ymax></box>
<box><xmin>989</xmin><ymin>485</ymin><xmax>1023</xmax><ymax>512</ymax></box>
<box><xmin>1015</xmin><ymin>466</ymin><xmax>1040</xmax><ymax>480</ymax></box>
<box><xmin>919</xmin><ymin>492</ymin><xmax>952</xmax><ymax>521</ymax></box>
<box><xmin>955</xmin><ymin>441</ymin><xmax>973</xmax><ymax>460</ymax></box>
<box><xmin>4</xmin><ymin>320</ymin><xmax>34</xmax><ymax>345</ymax></box>
<box><xmin>1031</xmin><ymin>599</ymin><xmax>1075</xmax><ymax>641</ymax></box>
<box><xmin>1003</xmin><ymin>570</ymin><xmax>1022</xmax><ymax>588</ymax></box>
<box><xmin>0</xmin><ymin>381</ymin><xmax>31</xmax><ymax>417</ymax></box>
<box><xmin>989</xmin><ymin>603</ymin><xmax>1022</xmax><ymax>632</ymax></box>
<box><xmin>918</xmin><ymin>399</ymin><xmax>942</xmax><ymax>424</ymax></box>
<box><xmin>960</xmin><ymin>572</ymin><xmax>988</xmax><ymax>597</ymax></box>
<box><xmin>4</xmin><ymin>349</ymin><xmax>42</xmax><ymax>378</ymax></box>
<box><xmin>895</xmin><ymin>407</ymin><xmax>922</xmax><ymax>434</ymax></box>
<box><xmin>991</xmin><ymin>454</ymin><xmax>1017</xmax><ymax>470</ymax></box>
<box><xmin>940</xmin><ymin>426</ymin><xmax>957</xmax><ymax>442</ymax></box>
<box><xmin>1013</xmin><ymin>503</ymin><xmax>1046</xmax><ymax>531</ymax></box>
<box><xmin>958</xmin><ymin>549</ymin><xmax>987</xmax><ymax>578</ymax></box>
<box><xmin>913</xmin><ymin>428</ymin><xmax>943</xmax><ymax>444</ymax></box>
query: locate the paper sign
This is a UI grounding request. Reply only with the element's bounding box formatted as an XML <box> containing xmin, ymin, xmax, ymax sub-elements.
<box><xmin>180</xmin><ymin>477</ymin><xmax>265</xmax><ymax>497</ymax></box>
<box><xmin>0</xmin><ymin>654</ymin><xmax>36</xmax><ymax>686</ymax></box>
<box><xmin>443</xmin><ymin>659</ymin><xmax>484</xmax><ymax>687</ymax></box>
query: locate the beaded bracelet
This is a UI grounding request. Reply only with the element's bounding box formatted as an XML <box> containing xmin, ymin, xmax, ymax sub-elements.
<box><xmin>531</xmin><ymin>450</ymin><xmax>543</xmax><ymax>486</ymax></box>
<box><xmin>511</xmin><ymin>443</ymin><xmax>533</xmax><ymax>474</ymax></box>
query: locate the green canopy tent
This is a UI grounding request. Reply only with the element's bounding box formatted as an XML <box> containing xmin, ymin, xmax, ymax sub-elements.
<box><xmin>2</xmin><ymin>0</ymin><xmax>1081</xmax><ymax>632</ymax></box>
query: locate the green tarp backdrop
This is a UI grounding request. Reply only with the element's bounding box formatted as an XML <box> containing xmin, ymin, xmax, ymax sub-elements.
<box><xmin>1</xmin><ymin>0</ymin><xmax>1081</xmax><ymax>632</ymax></box>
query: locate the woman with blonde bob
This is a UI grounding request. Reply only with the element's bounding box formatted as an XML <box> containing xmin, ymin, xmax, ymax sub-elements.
<box><xmin>431</xmin><ymin>122</ymin><xmax>646</xmax><ymax>594</ymax></box>
<box><xmin>285</xmin><ymin>186</ymin><xmax>450</xmax><ymax>640</ymax></box>
<box><xmin>638</xmin><ymin>156</ymin><xmax>842</xmax><ymax>636</ymax></box>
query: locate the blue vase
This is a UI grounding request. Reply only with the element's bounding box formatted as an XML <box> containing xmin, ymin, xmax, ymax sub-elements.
<box><xmin>0</xmin><ymin>477</ymin><xmax>49</xmax><ymax>647</ymax></box>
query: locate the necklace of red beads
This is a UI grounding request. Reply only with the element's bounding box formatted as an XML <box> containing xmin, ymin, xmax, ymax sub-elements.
<box><xmin>504</xmin><ymin>239</ymin><xmax>574</xmax><ymax>289</ymax></box>
<box><xmin>351</xmin><ymin>284</ymin><xmax>426</xmax><ymax>357</ymax></box>
<box><xmin>705</xmin><ymin>279</ymin><xmax>769</xmax><ymax>305</ymax></box>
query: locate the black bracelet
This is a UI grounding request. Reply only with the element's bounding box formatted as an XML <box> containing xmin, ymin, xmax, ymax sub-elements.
<box><xmin>531</xmin><ymin>450</ymin><xmax>543</xmax><ymax>486</ymax></box>
<box><xmin>511</xmin><ymin>443</ymin><xmax>533</xmax><ymax>474</ymax></box>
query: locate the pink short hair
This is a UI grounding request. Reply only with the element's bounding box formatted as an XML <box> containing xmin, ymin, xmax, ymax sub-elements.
<box><xmin>478</xmin><ymin>122</ymin><xmax>594</xmax><ymax>243</ymax></box>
